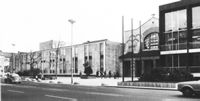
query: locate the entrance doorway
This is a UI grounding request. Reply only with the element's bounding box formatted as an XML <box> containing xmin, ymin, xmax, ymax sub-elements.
<box><xmin>144</xmin><ymin>60</ymin><xmax>153</xmax><ymax>75</ymax></box>
<box><xmin>124</xmin><ymin>61</ymin><xmax>131</xmax><ymax>77</ymax></box>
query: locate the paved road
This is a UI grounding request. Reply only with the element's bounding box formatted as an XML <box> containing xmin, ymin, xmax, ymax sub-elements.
<box><xmin>1</xmin><ymin>82</ymin><xmax>200</xmax><ymax>101</ymax></box>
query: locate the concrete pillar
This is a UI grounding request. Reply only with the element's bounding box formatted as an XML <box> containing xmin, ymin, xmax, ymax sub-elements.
<box><xmin>153</xmin><ymin>60</ymin><xmax>156</xmax><ymax>69</ymax></box>
<box><xmin>103</xmin><ymin>41</ymin><xmax>106</xmax><ymax>71</ymax></box>
<box><xmin>141</xmin><ymin>60</ymin><xmax>144</xmax><ymax>75</ymax></box>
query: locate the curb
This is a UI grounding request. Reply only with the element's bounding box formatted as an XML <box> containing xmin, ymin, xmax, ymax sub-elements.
<box><xmin>22</xmin><ymin>80</ymin><xmax>177</xmax><ymax>91</ymax></box>
<box><xmin>103</xmin><ymin>85</ymin><xmax>177</xmax><ymax>91</ymax></box>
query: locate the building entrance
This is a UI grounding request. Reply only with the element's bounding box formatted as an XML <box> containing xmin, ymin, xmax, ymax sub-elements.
<box><xmin>123</xmin><ymin>61</ymin><xmax>131</xmax><ymax>77</ymax></box>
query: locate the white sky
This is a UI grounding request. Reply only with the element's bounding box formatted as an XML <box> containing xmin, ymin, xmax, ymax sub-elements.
<box><xmin>0</xmin><ymin>0</ymin><xmax>180</xmax><ymax>52</ymax></box>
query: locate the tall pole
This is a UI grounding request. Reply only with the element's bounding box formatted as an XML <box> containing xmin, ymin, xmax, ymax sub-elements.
<box><xmin>122</xmin><ymin>16</ymin><xmax>125</xmax><ymax>82</ymax></box>
<box><xmin>11</xmin><ymin>43</ymin><xmax>16</xmax><ymax>73</ymax></box>
<box><xmin>139</xmin><ymin>21</ymin><xmax>142</xmax><ymax>76</ymax></box>
<box><xmin>131</xmin><ymin>18</ymin><xmax>134</xmax><ymax>82</ymax></box>
<box><xmin>68</xmin><ymin>19</ymin><xmax>75</xmax><ymax>85</ymax></box>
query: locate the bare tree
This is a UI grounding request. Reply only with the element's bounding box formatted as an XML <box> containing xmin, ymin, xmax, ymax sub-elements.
<box><xmin>28</xmin><ymin>51</ymin><xmax>42</xmax><ymax>77</ymax></box>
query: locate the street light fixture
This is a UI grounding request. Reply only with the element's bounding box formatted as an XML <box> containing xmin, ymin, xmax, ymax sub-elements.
<box><xmin>68</xmin><ymin>19</ymin><xmax>75</xmax><ymax>84</ymax></box>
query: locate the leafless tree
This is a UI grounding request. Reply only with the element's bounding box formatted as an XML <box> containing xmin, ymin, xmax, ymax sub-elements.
<box><xmin>28</xmin><ymin>51</ymin><xmax>42</xmax><ymax>76</ymax></box>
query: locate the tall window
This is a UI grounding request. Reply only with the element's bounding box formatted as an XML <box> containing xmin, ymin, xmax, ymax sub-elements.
<box><xmin>164</xmin><ymin>9</ymin><xmax>187</xmax><ymax>50</ymax></box>
<box><xmin>165</xmin><ymin>9</ymin><xmax>187</xmax><ymax>32</ymax></box>
<box><xmin>192</xmin><ymin>6</ymin><xmax>200</xmax><ymax>44</ymax></box>
<box><xmin>192</xmin><ymin>6</ymin><xmax>200</xmax><ymax>29</ymax></box>
<box><xmin>144</xmin><ymin>32</ymin><xmax>159</xmax><ymax>50</ymax></box>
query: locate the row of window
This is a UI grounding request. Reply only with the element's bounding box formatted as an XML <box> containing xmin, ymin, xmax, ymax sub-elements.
<box><xmin>160</xmin><ymin>54</ymin><xmax>200</xmax><ymax>67</ymax></box>
<box><xmin>165</xmin><ymin>6</ymin><xmax>200</xmax><ymax>32</ymax></box>
<box><xmin>163</xmin><ymin>6</ymin><xmax>200</xmax><ymax>50</ymax></box>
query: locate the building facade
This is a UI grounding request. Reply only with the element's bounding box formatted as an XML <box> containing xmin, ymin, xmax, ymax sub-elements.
<box><xmin>159</xmin><ymin>0</ymin><xmax>200</xmax><ymax>74</ymax></box>
<box><xmin>120</xmin><ymin>16</ymin><xmax>159</xmax><ymax>77</ymax></box>
<box><xmin>13</xmin><ymin>39</ymin><xmax>122</xmax><ymax>76</ymax></box>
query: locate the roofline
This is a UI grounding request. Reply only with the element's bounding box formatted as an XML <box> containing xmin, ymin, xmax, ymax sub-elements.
<box><xmin>125</xmin><ymin>17</ymin><xmax>159</xmax><ymax>32</ymax></box>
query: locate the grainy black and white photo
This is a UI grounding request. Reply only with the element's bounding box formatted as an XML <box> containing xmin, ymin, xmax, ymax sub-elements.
<box><xmin>1</xmin><ymin>0</ymin><xmax>200</xmax><ymax>101</ymax></box>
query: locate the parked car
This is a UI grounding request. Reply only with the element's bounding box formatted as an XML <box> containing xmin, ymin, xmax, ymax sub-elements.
<box><xmin>5</xmin><ymin>73</ymin><xmax>22</xmax><ymax>84</ymax></box>
<box><xmin>178</xmin><ymin>80</ymin><xmax>200</xmax><ymax>97</ymax></box>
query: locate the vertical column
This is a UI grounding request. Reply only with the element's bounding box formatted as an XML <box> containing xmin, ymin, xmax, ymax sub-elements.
<box><xmin>153</xmin><ymin>60</ymin><xmax>156</xmax><ymax>69</ymax></box>
<box><xmin>186</xmin><ymin>6</ymin><xmax>192</xmax><ymax>71</ymax></box>
<box><xmin>103</xmin><ymin>41</ymin><xmax>106</xmax><ymax>71</ymax></box>
<box><xmin>141</xmin><ymin>60</ymin><xmax>144</xmax><ymax>75</ymax></box>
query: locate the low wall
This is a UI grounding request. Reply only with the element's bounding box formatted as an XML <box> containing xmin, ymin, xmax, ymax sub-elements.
<box><xmin>118</xmin><ymin>81</ymin><xmax>177</xmax><ymax>89</ymax></box>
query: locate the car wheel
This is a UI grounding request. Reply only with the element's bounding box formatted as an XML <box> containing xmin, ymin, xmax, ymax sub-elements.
<box><xmin>182</xmin><ymin>88</ymin><xmax>193</xmax><ymax>97</ymax></box>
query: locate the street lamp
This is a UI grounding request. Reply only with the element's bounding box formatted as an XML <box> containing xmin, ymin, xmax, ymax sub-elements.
<box><xmin>68</xmin><ymin>19</ymin><xmax>75</xmax><ymax>84</ymax></box>
<box><xmin>11</xmin><ymin>43</ymin><xmax>16</xmax><ymax>73</ymax></box>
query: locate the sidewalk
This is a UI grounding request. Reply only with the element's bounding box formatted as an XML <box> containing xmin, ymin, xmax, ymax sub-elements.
<box><xmin>37</xmin><ymin>77</ymin><xmax>133</xmax><ymax>86</ymax></box>
<box><xmin>26</xmin><ymin>77</ymin><xmax>177</xmax><ymax>91</ymax></box>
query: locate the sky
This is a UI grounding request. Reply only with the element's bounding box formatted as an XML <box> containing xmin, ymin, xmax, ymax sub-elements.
<box><xmin>0</xmin><ymin>0</ymin><xmax>180</xmax><ymax>53</ymax></box>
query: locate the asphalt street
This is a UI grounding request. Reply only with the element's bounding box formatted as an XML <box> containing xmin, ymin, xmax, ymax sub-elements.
<box><xmin>1</xmin><ymin>82</ymin><xmax>200</xmax><ymax>101</ymax></box>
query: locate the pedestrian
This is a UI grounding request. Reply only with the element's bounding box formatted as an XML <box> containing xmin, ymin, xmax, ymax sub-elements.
<box><xmin>96</xmin><ymin>71</ymin><xmax>99</xmax><ymax>77</ymax></box>
<box><xmin>116</xmin><ymin>71</ymin><xmax>119</xmax><ymax>79</ymax></box>
<box><xmin>108</xmin><ymin>71</ymin><xmax>112</xmax><ymax>78</ymax></box>
<box><xmin>100</xmin><ymin>71</ymin><xmax>103</xmax><ymax>79</ymax></box>
<box><xmin>114</xmin><ymin>72</ymin><xmax>116</xmax><ymax>79</ymax></box>
<box><xmin>104</xmin><ymin>71</ymin><xmax>107</xmax><ymax>78</ymax></box>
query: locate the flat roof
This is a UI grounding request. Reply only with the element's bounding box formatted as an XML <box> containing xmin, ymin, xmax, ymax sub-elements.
<box><xmin>160</xmin><ymin>0</ymin><xmax>200</xmax><ymax>12</ymax></box>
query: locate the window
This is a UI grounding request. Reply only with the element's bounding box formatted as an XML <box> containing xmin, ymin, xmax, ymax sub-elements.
<box><xmin>165</xmin><ymin>9</ymin><xmax>187</xmax><ymax>32</ymax></box>
<box><xmin>164</xmin><ymin>9</ymin><xmax>187</xmax><ymax>50</ymax></box>
<box><xmin>75</xmin><ymin>57</ymin><xmax>78</xmax><ymax>73</ymax></box>
<box><xmin>100</xmin><ymin>43</ymin><xmax>104</xmax><ymax>55</ymax></box>
<box><xmin>192</xmin><ymin>6</ymin><xmax>200</xmax><ymax>44</ymax></box>
<box><xmin>192</xmin><ymin>6</ymin><xmax>200</xmax><ymax>29</ymax></box>
<box><xmin>144</xmin><ymin>32</ymin><xmax>159</xmax><ymax>50</ymax></box>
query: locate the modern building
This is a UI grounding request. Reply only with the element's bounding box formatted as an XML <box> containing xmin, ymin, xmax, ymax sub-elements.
<box><xmin>120</xmin><ymin>16</ymin><xmax>159</xmax><ymax>77</ymax></box>
<box><xmin>159</xmin><ymin>0</ymin><xmax>200</xmax><ymax>75</ymax></box>
<box><xmin>12</xmin><ymin>39</ymin><xmax>122</xmax><ymax>76</ymax></box>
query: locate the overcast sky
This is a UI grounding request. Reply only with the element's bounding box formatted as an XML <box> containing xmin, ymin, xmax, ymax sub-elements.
<box><xmin>0</xmin><ymin>0</ymin><xmax>180</xmax><ymax>52</ymax></box>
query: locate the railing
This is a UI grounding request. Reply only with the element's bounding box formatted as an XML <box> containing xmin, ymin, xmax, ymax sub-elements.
<box><xmin>160</xmin><ymin>43</ymin><xmax>187</xmax><ymax>51</ymax></box>
<box><xmin>189</xmin><ymin>42</ymin><xmax>200</xmax><ymax>49</ymax></box>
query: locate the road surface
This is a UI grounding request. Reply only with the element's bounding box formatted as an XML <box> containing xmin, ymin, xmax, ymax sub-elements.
<box><xmin>1</xmin><ymin>82</ymin><xmax>200</xmax><ymax>101</ymax></box>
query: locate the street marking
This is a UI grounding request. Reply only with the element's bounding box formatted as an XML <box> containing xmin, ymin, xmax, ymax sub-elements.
<box><xmin>8</xmin><ymin>90</ymin><xmax>24</xmax><ymax>93</ymax></box>
<box><xmin>45</xmin><ymin>94</ymin><xmax>77</xmax><ymax>101</ymax></box>
<box><xmin>85</xmin><ymin>92</ymin><xmax>124</xmax><ymax>97</ymax></box>
<box><xmin>47</xmin><ymin>88</ymin><xmax>70</xmax><ymax>92</ymax></box>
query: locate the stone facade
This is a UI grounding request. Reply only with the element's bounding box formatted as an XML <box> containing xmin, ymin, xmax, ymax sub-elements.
<box><xmin>12</xmin><ymin>39</ymin><xmax>122</xmax><ymax>76</ymax></box>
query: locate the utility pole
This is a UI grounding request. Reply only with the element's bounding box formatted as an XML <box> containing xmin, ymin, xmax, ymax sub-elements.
<box><xmin>131</xmin><ymin>18</ymin><xmax>134</xmax><ymax>82</ymax></box>
<box><xmin>122</xmin><ymin>16</ymin><xmax>125</xmax><ymax>82</ymax></box>
<box><xmin>139</xmin><ymin>21</ymin><xmax>142</xmax><ymax>76</ymax></box>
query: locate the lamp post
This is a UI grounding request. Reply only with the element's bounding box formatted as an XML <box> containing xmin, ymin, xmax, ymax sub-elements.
<box><xmin>68</xmin><ymin>19</ymin><xmax>75</xmax><ymax>84</ymax></box>
<box><xmin>11</xmin><ymin>43</ymin><xmax>16</xmax><ymax>73</ymax></box>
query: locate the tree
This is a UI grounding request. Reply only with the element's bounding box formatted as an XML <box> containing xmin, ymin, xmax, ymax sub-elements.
<box><xmin>83</xmin><ymin>61</ymin><xmax>93</xmax><ymax>76</ymax></box>
<box><xmin>28</xmin><ymin>51</ymin><xmax>42</xmax><ymax>77</ymax></box>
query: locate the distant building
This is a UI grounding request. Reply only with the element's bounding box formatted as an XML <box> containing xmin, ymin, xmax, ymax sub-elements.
<box><xmin>13</xmin><ymin>39</ymin><xmax>122</xmax><ymax>76</ymax></box>
<box><xmin>39</xmin><ymin>40</ymin><xmax>66</xmax><ymax>51</ymax></box>
<box><xmin>0</xmin><ymin>51</ymin><xmax>11</xmax><ymax>76</ymax></box>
